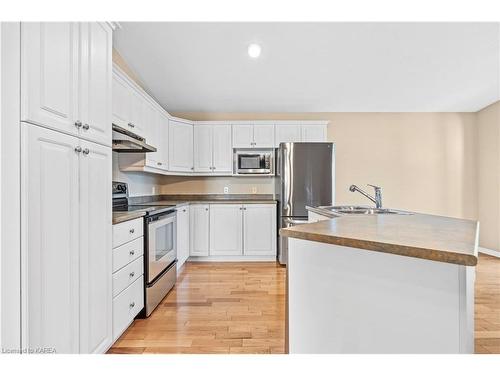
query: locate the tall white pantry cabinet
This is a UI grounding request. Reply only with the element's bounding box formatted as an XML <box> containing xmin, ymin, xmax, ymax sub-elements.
<box><xmin>20</xmin><ymin>22</ymin><xmax>113</xmax><ymax>353</ymax></box>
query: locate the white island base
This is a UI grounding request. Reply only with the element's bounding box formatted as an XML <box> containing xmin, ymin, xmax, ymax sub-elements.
<box><xmin>287</xmin><ymin>238</ymin><xmax>475</xmax><ymax>353</ymax></box>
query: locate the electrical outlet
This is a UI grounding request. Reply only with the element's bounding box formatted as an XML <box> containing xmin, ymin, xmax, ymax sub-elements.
<box><xmin>152</xmin><ymin>186</ymin><xmax>156</xmax><ymax>195</ymax></box>
<box><xmin>223</xmin><ymin>186</ymin><xmax>229</xmax><ymax>194</ymax></box>
<box><xmin>252</xmin><ymin>187</ymin><xmax>257</xmax><ymax>194</ymax></box>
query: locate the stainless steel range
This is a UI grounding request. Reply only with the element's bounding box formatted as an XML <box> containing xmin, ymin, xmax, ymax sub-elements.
<box><xmin>112</xmin><ymin>181</ymin><xmax>177</xmax><ymax>317</ymax></box>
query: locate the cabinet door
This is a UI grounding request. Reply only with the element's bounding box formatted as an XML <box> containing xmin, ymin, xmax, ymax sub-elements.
<box><xmin>189</xmin><ymin>205</ymin><xmax>209</xmax><ymax>256</ymax></box>
<box><xmin>209</xmin><ymin>205</ymin><xmax>243</xmax><ymax>256</ymax></box>
<box><xmin>145</xmin><ymin>105</ymin><xmax>161</xmax><ymax>167</ymax></box>
<box><xmin>212</xmin><ymin>124</ymin><xmax>233</xmax><ymax>173</ymax></box>
<box><xmin>169</xmin><ymin>120</ymin><xmax>193</xmax><ymax>172</ymax></box>
<box><xmin>301</xmin><ymin>125</ymin><xmax>327</xmax><ymax>142</ymax></box>
<box><xmin>253</xmin><ymin>124</ymin><xmax>275</xmax><ymax>148</ymax></box>
<box><xmin>129</xmin><ymin>89</ymin><xmax>146</xmax><ymax>138</ymax></box>
<box><xmin>193</xmin><ymin>125</ymin><xmax>213</xmax><ymax>172</ymax></box>
<box><xmin>22</xmin><ymin>123</ymin><xmax>80</xmax><ymax>353</ymax></box>
<box><xmin>79</xmin><ymin>140</ymin><xmax>112</xmax><ymax>353</ymax></box>
<box><xmin>112</xmin><ymin>72</ymin><xmax>132</xmax><ymax>129</ymax></box>
<box><xmin>21</xmin><ymin>22</ymin><xmax>79</xmax><ymax>136</ymax></box>
<box><xmin>79</xmin><ymin>23</ymin><xmax>112</xmax><ymax>147</ymax></box>
<box><xmin>232</xmin><ymin>124</ymin><xmax>253</xmax><ymax>148</ymax></box>
<box><xmin>275</xmin><ymin>125</ymin><xmax>301</xmax><ymax>147</ymax></box>
<box><xmin>176</xmin><ymin>206</ymin><xmax>190</xmax><ymax>269</ymax></box>
<box><xmin>158</xmin><ymin>112</ymin><xmax>169</xmax><ymax>170</ymax></box>
<box><xmin>243</xmin><ymin>204</ymin><xmax>277</xmax><ymax>256</ymax></box>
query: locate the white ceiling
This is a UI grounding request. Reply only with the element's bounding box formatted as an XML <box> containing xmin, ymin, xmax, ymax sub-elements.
<box><xmin>113</xmin><ymin>22</ymin><xmax>500</xmax><ymax>113</ymax></box>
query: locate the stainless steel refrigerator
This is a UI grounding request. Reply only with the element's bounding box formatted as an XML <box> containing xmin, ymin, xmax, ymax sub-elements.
<box><xmin>276</xmin><ymin>142</ymin><xmax>335</xmax><ymax>265</ymax></box>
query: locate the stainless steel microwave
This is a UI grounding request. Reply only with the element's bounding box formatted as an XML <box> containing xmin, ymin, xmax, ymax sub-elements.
<box><xmin>234</xmin><ymin>149</ymin><xmax>274</xmax><ymax>175</ymax></box>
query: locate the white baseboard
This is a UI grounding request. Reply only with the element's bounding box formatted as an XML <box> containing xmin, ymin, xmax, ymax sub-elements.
<box><xmin>188</xmin><ymin>255</ymin><xmax>277</xmax><ymax>262</ymax></box>
<box><xmin>478</xmin><ymin>247</ymin><xmax>500</xmax><ymax>258</ymax></box>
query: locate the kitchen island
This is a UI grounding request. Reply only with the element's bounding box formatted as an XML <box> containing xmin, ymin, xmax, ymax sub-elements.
<box><xmin>280</xmin><ymin>212</ymin><xmax>479</xmax><ymax>354</ymax></box>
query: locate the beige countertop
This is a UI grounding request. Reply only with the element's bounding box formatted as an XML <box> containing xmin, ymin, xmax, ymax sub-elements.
<box><xmin>112</xmin><ymin>211</ymin><xmax>146</xmax><ymax>225</ymax></box>
<box><xmin>280</xmin><ymin>213</ymin><xmax>479</xmax><ymax>266</ymax></box>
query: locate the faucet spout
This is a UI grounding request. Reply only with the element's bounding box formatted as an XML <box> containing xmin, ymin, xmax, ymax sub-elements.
<box><xmin>349</xmin><ymin>184</ymin><xmax>383</xmax><ymax>208</ymax></box>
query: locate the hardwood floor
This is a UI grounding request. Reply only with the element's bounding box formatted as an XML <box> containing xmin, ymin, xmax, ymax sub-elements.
<box><xmin>475</xmin><ymin>254</ymin><xmax>500</xmax><ymax>354</ymax></box>
<box><xmin>109</xmin><ymin>262</ymin><xmax>286</xmax><ymax>354</ymax></box>
<box><xmin>109</xmin><ymin>254</ymin><xmax>500</xmax><ymax>354</ymax></box>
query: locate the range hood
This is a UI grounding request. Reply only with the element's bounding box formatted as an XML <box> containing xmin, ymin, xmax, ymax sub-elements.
<box><xmin>112</xmin><ymin>124</ymin><xmax>157</xmax><ymax>153</ymax></box>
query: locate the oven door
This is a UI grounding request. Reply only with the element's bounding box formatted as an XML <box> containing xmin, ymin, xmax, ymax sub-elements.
<box><xmin>146</xmin><ymin>211</ymin><xmax>177</xmax><ymax>284</ymax></box>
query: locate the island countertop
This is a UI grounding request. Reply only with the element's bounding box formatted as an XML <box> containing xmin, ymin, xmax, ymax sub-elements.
<box><xmin>280</xmin><ymin>213</ymin><xmax>479</xmax><ymax>266</ymax></box>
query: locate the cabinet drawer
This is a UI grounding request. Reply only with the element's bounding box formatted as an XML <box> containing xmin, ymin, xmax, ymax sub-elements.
<box><xmin>113</xmin><ymin>275</ymin><xmax>144</xmax><ymax>341</ymax></box>
<box><xmin>113</xmin><ymin>217</ymin><xmax>143</xmax><ymax>248</ymax></box>
<box><xmin>113</xmin><ymin>256</ymin><xmax>144</xmax><ymax>298</ymax></box>
<box><xmin>112</xmin><ymin>237</ymin><xmax>144</xmax><ymax>273</ymax></box>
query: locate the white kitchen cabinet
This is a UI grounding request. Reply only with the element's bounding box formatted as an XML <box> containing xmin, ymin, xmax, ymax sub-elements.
<box><xmin>79</xmin><ymin>22</ymin><xmax>112</xmax><ymax>147</ymax></box>
<box><xmin>212</xmin><ymin>125</ymin><xmax>233</xmax><ymax>172</ymax></box>
<box><xmin>301</xmin><ymin>125</ymin><xmax>327</xmax><ymax>142</ymax></box>
<box><xmin>112</xmin><ymin>72</ymin><xmax>132</xmax><ymax>129</ymax></box>
<box><xmin>243</xmin><ymin>204</ymin><xmax>277</xmax><ymax>256</ymax></box>
<box><xmin>190</xmin><ymin>204</ymin><xmax>210</xmax><ymax>256</ymax></box>
<box><xmin>21</xmin><ymin>22</ymin><xmax>79</xmax><ymax>137</ymax></box>
<box><xmin>129</xmin><ymin>89</ymin><xmax>148</xmax><ymax>139</ymax></box>
<box><xmin>112</xmin><ymin>276</ymin><xmax>144</xmax><ymax>342</ymax></box>
<box><xmin>232</xmin><ymin>124</ymin><xmax>254</xmax><ymax>148</ymax></box>
<box><xmin>275</xmin><ymin>124</ymin><xmax>302</xmax><ymax>146</ymax></box>
<box><xmin>209</xmin><ymin>204</ymin><xmax>243</xmax><ymax>256</ymax></box>
<box><xmin>193</xmin><ymin>125</ymin><xmax>213</xmax><ymax>172</ymax></box>
<box><xmin>194</xmin><ymin>124</ymin><xmax>232</xmax><ymax>173</ymax></box>
<box><xmin>151</xmin><ymin>111</ymin><xmax>169</xmax><ymax>171</ymax></box>
<box><xmin>253</xmin><ymin>125</ymin><xmax>275</xmax><ymax>148</ymax></box>
<box><xmin>22</xmin><ymin>123</ymin><xmax>80</xmax><ymax>353</ymax></box>
<box><xmin>144</xmin><ymin>105</ymin><xmax>163</xmax><ymax>168</ymax></box>
<box><xmin>22</xmin><ymin>123</ymin><xmax>112</xmax><ymax>353</ymax></box>
<box><xmin>169</xmin><ymin>119</ymin><xmax>193</xmax><ymax>172</ymax></box>
<box><xmin>232</xmin><ymin>124</ymin><xmax>274</xmax><ymax>148</ymax></box>
<box><xmin>176</xmin><ymin>206</ymin><xmax>190</xmax><ymax>269</ymax></box>
<box><xmin>78</xmin><ymin>139</ymin><xmax>112</xmax><ymax>354</ymax></box>
<box><xmin>21</xmin><ymin>22</ymin><xmax>112</xmax><ymax>146</ymax></box>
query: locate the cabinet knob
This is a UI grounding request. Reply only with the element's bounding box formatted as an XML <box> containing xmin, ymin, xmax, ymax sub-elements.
<box><xmin>191</xmin><ymin>167</ymin><xmax>194</xmax><ymax>170</ymax></box>
<box><xmin>74</xmin><ymin>120</ymin><xmax>82</xmax><ymax>128</ymax></box>
<box><xmin>157</xmin><ymin>162</ymin><xmax>162</xmax><ymax>166</ymax></box>
<box><xmin>82</xmin><ymin>123</ymin><xmax>90</xmax><ymax>130</ymax></box>
<box><xmin>129</xmin><ymin>228</ymin><xmax>135</xmax><ymax>234</ymax></box>
<box><xmin>129</xmin><ymin>272</ymin><xmax>135</xmax><ymax>278</ymax></box>
<box><xmin>82</xmin><ymin>148</ymin><xmax>90</xmax><ymax>155</ymax></box>
<box><xmin>182</xmin><ymin>209</ymin><xmax>186</xmax><ymax>212</ymax></box>
<box><xmin>74</xmin><ymin>146</ymin><xmax>82</xmax><ymax>153</ymax></box>
<box><xmin>129</xmin><ymin>250</ymin><xmax>135</xmax><ymax>256</ymax></box>
<box><xmin>205</xmin><ymin>208</ymin><xmax>209</xmax><ymax>211</ymax></box>
<box><xmin>129</xmin><ymin>302</ymin><xmax>135</xmax><ymax>308</ymax></box>
<box><xmin>128</xmin><ymin>122</ymin><xmax>135</xmax><ymax>128</ymax></box>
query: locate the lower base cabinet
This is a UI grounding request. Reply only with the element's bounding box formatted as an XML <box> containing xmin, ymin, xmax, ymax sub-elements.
<box><xmin>112</xmin><ymin>276</ymin><xmax>144</xmax><ymax>341</ymax></box>
<box><xmin>176</xmin><ymin>206</ymin><xmax>190</xmax><ymax>269</ymax></box>
<box><xmin>189</xmin><ymin>203</ymin><xmax>277</xmax><ymax>259</ymax></box>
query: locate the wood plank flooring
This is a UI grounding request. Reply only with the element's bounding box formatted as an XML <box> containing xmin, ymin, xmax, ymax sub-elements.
<box><xmin>109</xmin><ymin>262</ymin><xmax>286</xmax><ymax>354</ymax></box>
<box><xmin>109</xmin><ymin>254</ymin><xmax>500</xmax><ymax>354</ymax></box>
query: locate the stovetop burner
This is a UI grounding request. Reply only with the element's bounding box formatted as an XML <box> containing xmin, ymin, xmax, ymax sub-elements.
<box><xmin>112</xmin><ymin>181</ymin><xmax>175</xmax><ymax>216</ymax></box>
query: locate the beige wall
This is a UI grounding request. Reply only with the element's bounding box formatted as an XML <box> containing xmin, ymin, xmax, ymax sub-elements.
<box><xmin>173</xmin><ymin>112</ymin><xmax>478</xmax><ymax>220</ymax></box>
<box><xmin>477</xmin><ymin>101</ymin><xmax>500</xmax><ymax>252</ymax></box>
<box><xmin>160</xmin><ymin>176</ymin><xmax>275</xmax><ymax>195</ymax></box>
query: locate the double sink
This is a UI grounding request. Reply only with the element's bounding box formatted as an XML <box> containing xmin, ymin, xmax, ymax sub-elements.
<box><xmin>317</xmin><ymin>205</ymin><xmax>413</xmax><ymax>216</ymax></box>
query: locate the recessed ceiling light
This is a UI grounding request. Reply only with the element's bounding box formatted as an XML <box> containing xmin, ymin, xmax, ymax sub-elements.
<box><xmin>248</xmin><ymin>43</ymin><xmax>261</xmax><ymax>59</ymax></box>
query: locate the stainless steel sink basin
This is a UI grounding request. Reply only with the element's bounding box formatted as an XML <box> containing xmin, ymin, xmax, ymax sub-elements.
<box><xmin>319</xmin><ymin>205</ymin><xmax>412</xmax><ymax>215</ymax></box>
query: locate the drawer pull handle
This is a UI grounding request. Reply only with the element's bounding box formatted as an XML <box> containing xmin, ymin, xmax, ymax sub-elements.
<box><xmin>129</xmin><ymin>228</ymin><xmax>135</xmax><ymax>234</ymax></box>
<box><xmin>129</xmin><ymin>250</ymin><xmax>135</xmax><ymax>256</ymax></box>
<box><xmin>129</xmin><ymin>302</ymin><xmax>135</xmax><ymax>308</ymax></box>
<box><xmin>129</xmin><ymin>272</ymin><xmax>135</xmax><ymax>277</ymax></box>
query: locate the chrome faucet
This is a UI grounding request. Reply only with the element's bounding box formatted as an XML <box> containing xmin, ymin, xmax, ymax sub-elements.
<box><xmin>349</xmin><ymin>184</ymin><xmax>383</xmax><ymax>208</ymax></box>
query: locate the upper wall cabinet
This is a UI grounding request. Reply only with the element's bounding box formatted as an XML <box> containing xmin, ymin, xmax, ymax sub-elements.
<box><xmin>275</xmin><ymin>124</ymin><xmax>301</xmax><ymax>146</ymax></box>
<box><xmin>301</xmin><ymin>125</ymin><xmax>327</xmax><ymax>143</ymax></box>
<box><xmin>111</xmin><ymin>68</ymin><xmax>149</xmax><ymax>139</ymax></box>
<box><xmin>169</xmin><ymin>119</ymin><xmax>193</xmax><ymax>172</ymax></box>
<box><xmin>21</xmin><ymin>22</ymin><xmax>112</xmax><ymax>147</ymax></box>
<box><xmin>232</xmin><ymin>124</ymin><xmax>274</xmax><ymax>148</ymax></box>
<box><xmin>194</xmin><ymin>124</ymin><xmax>232</xmax><ymax>174</ymax></box>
